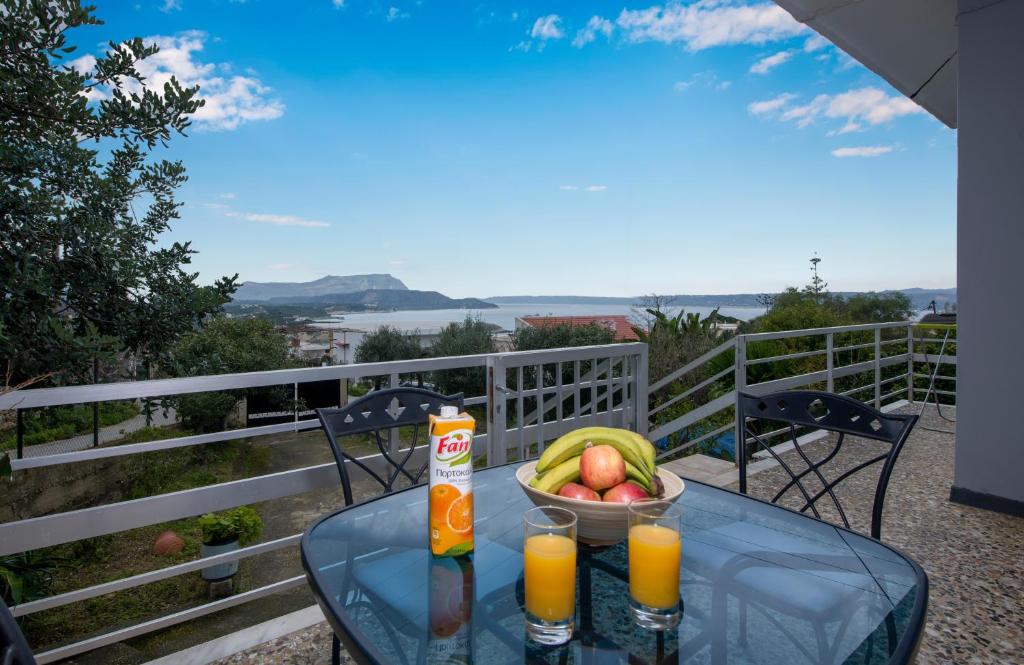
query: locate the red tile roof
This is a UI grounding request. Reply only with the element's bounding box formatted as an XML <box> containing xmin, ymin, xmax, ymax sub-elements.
<box><xmin>518</xmin><ymin>315</ymin><xmax>640</xmax><ymax>342</ymax></box>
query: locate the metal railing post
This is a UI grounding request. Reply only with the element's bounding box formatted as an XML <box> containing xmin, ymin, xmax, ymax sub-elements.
<box><xmin>388</xmin><ymin>373</ymin><xmax>400</xmax><ymax>453</ymax></box>
<box><xmin>873</xmin><ymin>327</ymin><xmax>882</xmax><ymax>408</ymax></box>
<box><xmin>635</xmin><ymin>347</ymin><xmax>649</xmax><ymax>437</ymax></box>
<box><xmin>486</xmin><ymin>356</ymin><xmax>507</xmax><ymax>466</ymax></box>
<box><xmin>734</xmin><ymin>335</ymin><xmax>747</xmax><ymax>468</ymax></box>
<box><xmin>906</xmin><ymin>324</ymin><xmax>915</xmax><ymax>404</ymax></box>
<box><xmin>826</xmin><ymin>332</ymin><xmax>834</xmax><ymax>393</ymax></box>
<box><xmin>16</xmin><ymin>409</ymin><xmax>24</xmax><ymax>460</ymax></box>
<box><xmin>92</xmin><ymin>357</ymin><xmax>100</xmax><ymax>448</ymax></box>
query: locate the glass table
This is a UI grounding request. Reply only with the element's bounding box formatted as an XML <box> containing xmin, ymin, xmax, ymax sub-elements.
<box><xmin>301</xmin><ymin>463</ymin><xmax>927</xmax><ymax>664</ymax></box>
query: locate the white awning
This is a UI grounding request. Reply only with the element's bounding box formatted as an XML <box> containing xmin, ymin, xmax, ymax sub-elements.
<box><xmin>774</xmin><ymin>0</ymin><xmax>958</xmax><ymax>128</ymax></box>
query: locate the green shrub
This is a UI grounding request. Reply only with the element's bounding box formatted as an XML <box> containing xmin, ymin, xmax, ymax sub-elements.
<box><xmin>0</xmin><ymin>551</ymin><xmax>65</xmax><ymax>604</ymax></box>
<box><xmin>0</xmin><ymin>401</ymin><xmax>138</xmax><ymax>450</ymax></box>
<box><xmin>197</xmin><ymin>507</ymin><xmax>263</xmax><ymax>546</ymax></box>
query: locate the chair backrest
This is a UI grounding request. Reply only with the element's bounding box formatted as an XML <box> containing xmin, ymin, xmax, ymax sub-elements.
<box><xmin>316</xmin><ymin>387</ymin><xmax>464</xmax><ymax>506</ymax></box>
<box><xmin>737</xmin><ymin>390</ymin><xmax>918</xmax><ymax>539</ymax></box>
<box><xmin>1</xmin><ymin>601</ymin><xmax>36</xmax><ymax>665</ymax></box>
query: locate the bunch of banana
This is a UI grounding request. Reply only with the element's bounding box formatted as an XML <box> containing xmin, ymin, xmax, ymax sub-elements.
<box><xmin>529</xmin><ymin>427</ymin><xmax>661</xmax><ymax>496</ymax></box>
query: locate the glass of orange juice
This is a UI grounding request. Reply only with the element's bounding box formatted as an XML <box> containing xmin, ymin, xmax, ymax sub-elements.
<box><xmin>523</xmin><ymin>506</ymin><xmax>577</xmax><ymax>645</ymax></box>
<box><xmin>628</xmin><ymin>500</ymin><xmax>682</xmax><ymax>630</ymax></box>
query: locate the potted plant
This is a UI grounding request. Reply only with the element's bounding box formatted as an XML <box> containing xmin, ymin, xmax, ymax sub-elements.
<box><xmin>197</xmin><ymin>506</ymin><xmax>263</xmax><ymax>581</ymax></box>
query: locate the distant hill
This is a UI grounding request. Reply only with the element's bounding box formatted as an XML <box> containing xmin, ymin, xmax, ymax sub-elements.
<box><xmin>486</xmin><ymin>288</ymin><xmax>956</xmax><ymax>312</ymax></box>
<box><xmin>235</xmin><ymin>274</ymin><xmax>407</xmax><ymax>301</ymax></box>
<box><xmin>263</xmin><ymin>289</ymin><xmax>497</xmax><ymax>311</ymax></box>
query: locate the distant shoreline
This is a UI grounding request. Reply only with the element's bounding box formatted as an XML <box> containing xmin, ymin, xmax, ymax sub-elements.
<box><xmin>484</xmin><ymin>288</ymin><xmax>956</xmax><ymax>310</ymax></box>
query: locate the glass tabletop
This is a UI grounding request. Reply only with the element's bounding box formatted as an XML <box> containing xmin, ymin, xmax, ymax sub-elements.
<box><xmin>301</xmin><ymin>463</ymin><xmax>926</xmax><ymax>665</ymax></box>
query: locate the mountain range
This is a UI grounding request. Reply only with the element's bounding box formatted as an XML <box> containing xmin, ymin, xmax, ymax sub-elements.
<box><xmin>262</xmin><ymin>289</ymin><xmax>496</xmax><ymax>310</ymax></box>
<box><xmin>233</xmin><ymin>275</ymin><xmax>955</xmax><ymax>313</ymax></box>
<box><xmin>234</xmin><ymin>274</ymin><xmax>407</xmax><ymax>301</ymax></box>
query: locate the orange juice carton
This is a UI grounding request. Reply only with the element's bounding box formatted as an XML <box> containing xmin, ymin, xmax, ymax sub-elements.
<box><xmin>428</xmin><ymin>406</ymin><xmax>474</xmax><ymax>557</ymax></box>
<box><xmin>427</xmin><ymin>556</ymin><xmax>474</xmax><ymax>662</ymax></box>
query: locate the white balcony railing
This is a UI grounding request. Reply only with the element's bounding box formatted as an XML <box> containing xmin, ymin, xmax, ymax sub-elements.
<box><xmin>0</xmin><ymin>322</ymin><xmax>957</xmax><ymax>662</ymax></box>
<box><xmin>0</xmin><ymin>343</ymin><xmax>648</xmax><ymax>663</ymax></box>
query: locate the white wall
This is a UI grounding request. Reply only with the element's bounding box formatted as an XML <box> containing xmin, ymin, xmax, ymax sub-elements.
<box><xmin>953</xmin><ymin>0</ymin><xmax>1024</xmax><ymax>509</ymax></box>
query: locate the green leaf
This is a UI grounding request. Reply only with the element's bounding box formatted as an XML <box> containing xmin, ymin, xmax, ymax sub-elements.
<box><xmin>449</xmin><ymin>449</ymin><xmax>473</xmax><ymax>467</ymax></box>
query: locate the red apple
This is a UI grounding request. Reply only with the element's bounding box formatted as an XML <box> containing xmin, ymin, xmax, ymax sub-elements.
<box><xmin>558</xmin><ymin>482</ymin><xmax>601</xmax><ymax>502</ymax></box>
<box><xmin>579</xmin><ymin>445</ymin><xmax>626</xmax><ymax>491</ymax></box>
<box><xmin>603</xmin><ymin>481</ymin><xmax>650</xmax><ymax>504</ymax></box>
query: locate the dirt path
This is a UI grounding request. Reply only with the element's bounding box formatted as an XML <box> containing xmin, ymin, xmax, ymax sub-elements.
<box><xmin>22</xmin><ymin>404</ymin><xmax>178</xmax><ymax>458</ymax></box>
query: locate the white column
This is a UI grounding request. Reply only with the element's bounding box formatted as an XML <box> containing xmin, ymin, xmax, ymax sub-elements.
<box><xmin>953</xmin><ymin>0</ymin><xmax>1024</xmax><ymax>514</ymax></box>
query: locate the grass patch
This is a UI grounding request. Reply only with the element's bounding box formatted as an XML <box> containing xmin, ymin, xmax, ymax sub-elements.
<box><xmin>17</xmin><ymin>437</ymin><xmax>272</xmax><ymax>649</ymax></box>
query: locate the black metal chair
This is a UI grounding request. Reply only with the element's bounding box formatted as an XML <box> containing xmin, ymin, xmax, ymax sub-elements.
<box><xmin>314</xmin><ymin>387</ymin><xmax>463</xmax><ymax>664</ymax></box>
<box><xmin>1</xmin><ymin>601</ymin><xmax>36</xmax><ymax>665</ymax></box>
<box><xmin>737</xmin><ymin>390</ymin><xmax>918</xmax><ymax>540</ymax></box>
<box><xmin>316</xmin><ymin>387</ymin><xmax>464</xmax><ymax>507</ymax></box>
<box><xmin>687</xmin><ymin>391</ymin><xmax>921</xmax><ymax>664</ymax></box>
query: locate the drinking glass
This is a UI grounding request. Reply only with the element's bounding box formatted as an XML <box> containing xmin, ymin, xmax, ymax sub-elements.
<box><xmin>628</xmin><ymin>500</ymin><xmax>682</xmax><ymax>630</ymax></box>
<box><xmin>523</xmin><ymin>506</ymin><xmax>577</xmax><ymax>645</ymax></box>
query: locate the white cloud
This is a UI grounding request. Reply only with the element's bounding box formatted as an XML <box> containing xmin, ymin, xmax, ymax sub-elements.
<box><xmin>572</xmin><ymin>16</ymin><xmax>614</xmax><ymax>48</ymax></box>
<box><xmin>747</xmin><ymin>92</ymin><xmax>797</xmax><ymax>115</ymax></box>
<box><xmin>514</xmin><ymin>15</ymin><xmax>565</xmax><ymax>53</ymax></box>
<box><xmin>613</xmin><ymin>1</ymin><xmax>806</xmax><ymax>52</ymax></box>
<box><xmin>68</xmin><ymin>54</ymin><xmax>109</xmax><ymax>101</ymax></box>
<box><xmin>218</xmin><ymin>192</ymin><xmax>236</xmax><ymax>199</ymax></box>
<box><xmin>781</xmin><ymin>87</ymin><xmax>923</xmax><ymax>129</ymax></box>
<box><xmin>226</xmin><ymin>211</ymin><xmax>330</xmax><ymax>228</ymax></box>
<box><xmin>80</xmin><ymin>31</ymin><xmax>284</xmax><ymax>131</ymax></box>
<box><xmin>559</xmin><ymin>184</ymin><xmax>606</xmax><ymax>191</ymax></box>
<box><xmin>830</xmin><ymin>120</ymin><xmax>862</xmax><ymax>135</ymax></box>
<box><xmin>803</xmin><ymin>34</ymin><xmax>829</xmax><ymax>52</ymax></box>
<box><xmin>386</xmin><ymin>6</ymin><xmax>409</xmax><ymax>22</ymax></box>
<box><xmin>749</xmin><ymin>50</ymin><xmax>792</xmax><ymax>75</ymax></box>
<box><xmin>831</xmin><ymin>145</ymin><xmax>894</xmax><ymax>158</ymax></box>
<box><xmin>531</xmin><ymin>14</ymin><xmax>565</xmax><ymax>40</ymax></box>
<box><xmin>748</xmin><ymin>87</ymin><xmax>922</xmax><ymax>134</ymax></box>
<box><xmin>74</xmin><ymin>32</ymin><xmax>284</xmax><ymax>129</ymax></box>
<box><xmin>332</xmin><ymin>0</ymin><xmax>344</xmax><ymax>7</ymax></box>
<box><xmin>160</xmin><ymin>0</ymin><xmax>182</xmax><ymax>12</ymax></box>
<box><xmin>269</xmin><ymin>263</ymin><xmax>292</xmax><ymax>270</ymax></box>
<box><xmin>68</xmin><ymin>53</ymin><xmax>97</xmax><ymax>74</ymax></box>
<box><xmin>674</xmin><ymin>70</ymin><xmax>730</xmax><ymax>93</ymax></box>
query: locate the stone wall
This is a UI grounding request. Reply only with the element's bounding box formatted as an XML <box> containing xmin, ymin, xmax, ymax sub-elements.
<box><xmin>0</xmin><ymin>456</ymin><xmax>128</xmax><ymax>524</ymax></box>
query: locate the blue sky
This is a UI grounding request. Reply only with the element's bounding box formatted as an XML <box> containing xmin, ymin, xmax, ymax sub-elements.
<box><xmin>76</xmin><ymin>1</ymin><xmax>956</xmax><ymax>298</ymax></box>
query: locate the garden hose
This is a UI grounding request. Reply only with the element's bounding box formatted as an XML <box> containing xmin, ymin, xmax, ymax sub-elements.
<box><xmin>916</xmin><ymin>328</ymin><xmax>956</xmax><ymax>434</ymax></box>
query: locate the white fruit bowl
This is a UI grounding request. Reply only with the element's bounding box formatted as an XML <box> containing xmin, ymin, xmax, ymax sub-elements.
<box><xmin>515</xmin><ymin>460</ymin><xmax>685</xmax><ymax>546</ymax></box>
